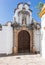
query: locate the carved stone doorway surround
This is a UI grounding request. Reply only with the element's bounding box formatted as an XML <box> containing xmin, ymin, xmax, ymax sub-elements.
<box><xmin>13</xmin><ymin>26</ymin><xmax>33</xmax><ymax>54</ymax></box>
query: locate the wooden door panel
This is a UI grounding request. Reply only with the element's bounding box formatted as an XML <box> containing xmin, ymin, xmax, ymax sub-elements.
<box><xmin>18</xmin><ymin>30</ymin><xmax>30</xmax><ymax>53</ymax></box>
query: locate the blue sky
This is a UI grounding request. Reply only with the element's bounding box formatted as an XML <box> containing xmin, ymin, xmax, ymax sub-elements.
<box><xmin>0</xmin><ymin>0</ymin><xmax>45</xmax><ymax>24</ymax></box>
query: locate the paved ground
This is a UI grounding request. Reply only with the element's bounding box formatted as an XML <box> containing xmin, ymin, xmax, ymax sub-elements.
<box><xmin>0</xmin><ymin>54</ymin><xmax>45</xmax><ymax>65</ymax></box>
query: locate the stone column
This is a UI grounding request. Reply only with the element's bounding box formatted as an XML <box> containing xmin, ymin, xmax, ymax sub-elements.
<box><xmin>30</xmin><ymin>31</ymin><xmax>33</xmax><ymax>53</ymax></box>
<box><xmin>13</xmin><ymin>29</ymin><xmax>18</xmax><ymax>54</ymax></box>
<box><xmin>39</xmin><ymin>4</ymin><xmax>45</xmax><ymax>58</ymax></box>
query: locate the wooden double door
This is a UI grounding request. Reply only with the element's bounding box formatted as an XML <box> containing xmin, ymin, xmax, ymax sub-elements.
<box><xmin>18</xmin><ymin>30</ymin><xmax>30</xmax><ymax>53</ymax></box>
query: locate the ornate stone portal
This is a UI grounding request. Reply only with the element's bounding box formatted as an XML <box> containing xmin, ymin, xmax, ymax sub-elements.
<box><xmin>13</xmin><ymin>26</ymin><xmax>33</xmax><ymax>54</ymax></box>
<box><xmin>12</xmin><ymin>2</ymin><xmax>41</xmax><ymax>54</ymax></box>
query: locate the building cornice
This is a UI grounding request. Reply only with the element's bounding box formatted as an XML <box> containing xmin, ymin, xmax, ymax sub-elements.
<box><xmin>39</xmin><ymin>8</ymin><xmax>45</xmax><ymax>17</ymax></box>
<box><xmin>39</xmin><ymin>4</ymin><xmax>45</xmax><ymax>17</ymax></box>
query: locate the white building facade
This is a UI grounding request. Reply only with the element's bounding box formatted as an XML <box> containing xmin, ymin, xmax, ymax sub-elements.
<box><xmin>39</xmin><ymin>4</ymin><xmax>45</xmax><ymax>58</ymax></box>
<box><xmin>0</xmin><ymin>3</ymin><xmax>41</xmax><ymax>55</ymax></box>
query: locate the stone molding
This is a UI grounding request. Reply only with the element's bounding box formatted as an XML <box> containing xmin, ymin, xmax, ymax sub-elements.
<box><xmin>13</xmin><ymin>26</ymin><xmax>34</xmax><ymax>54</ymax></box>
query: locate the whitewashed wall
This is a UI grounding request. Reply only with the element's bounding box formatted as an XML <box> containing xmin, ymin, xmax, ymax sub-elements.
<box><xmin>30</xmin><ymin>12</ymin><xmax>32</xmax><ymax>24</ymax></box>
<box><xmin>0</xmin><ymin>24</ymin><xmax>13</xmax><ymax>55</ymax></box>
<box><xmin>18</xmin><ymin>4</ymin><xmax>23</xmax><ymax>10</ymax></box>
<box><xmin>24</xmin><ymin>4</ymin><xmax>29</xmax><ymax>10</ymax></box>
<box><xmin>33</xmin><ymin>30</ymin><xmax>41</xmax><ymax>52</ymax></box>
<box><xmin>41</xmin><ymin>14</ymin><xmax>45</xmax><ymax>58</ymax></box>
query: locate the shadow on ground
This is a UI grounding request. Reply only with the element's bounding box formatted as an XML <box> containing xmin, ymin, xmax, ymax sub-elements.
<box><xmin>0</xmin><ymin>53</ymin><xmax>40</xmax><ymax>57</ymax></box>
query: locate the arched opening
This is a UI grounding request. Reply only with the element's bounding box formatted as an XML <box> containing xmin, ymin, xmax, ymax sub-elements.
<box><xmin>18</xmin><ymin>30</ymin><xmax>30</xmax><ymax>53</ymax></box>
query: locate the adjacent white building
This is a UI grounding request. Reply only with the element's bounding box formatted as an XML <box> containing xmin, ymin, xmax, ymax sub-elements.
<box><xmin>39</xmin><ymin>4</ymin><xmax>45</xmax><ymax>58</ymax></box>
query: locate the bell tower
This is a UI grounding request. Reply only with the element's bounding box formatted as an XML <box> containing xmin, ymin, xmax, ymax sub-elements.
<box><xmin>13</xmin><ymin>2</ymin><xmax>32</xmax><ymax>25</ymax></box>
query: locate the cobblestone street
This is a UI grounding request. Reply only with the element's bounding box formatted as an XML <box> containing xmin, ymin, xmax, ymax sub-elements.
<box><xmin>0</xmin><ymin>54</ymin><xmax>45</xmax><ymax>65</ymax></box>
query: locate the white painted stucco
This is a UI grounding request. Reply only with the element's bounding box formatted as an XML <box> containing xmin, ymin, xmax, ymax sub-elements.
<box><xmin>0</xmin><ymin>24</ymin><xmax>13</xmax><ymax>55</ymax></box>
<box><xmin>18</xmin><ymin>4</ymin><xmax>23</xmax><ymax>10</ymax></box>
<box><xmin>41</xmin><ymin>14</ymin><xmax>45</xmax><ymax>58</ymax></box>
<box><xmin>24</xmin><ymin>4</ymin><xmax>29</xmax><ymax>10</ymax></box>
<box><xmin>14</xmin><ymin>3</ymin><xmax>32</xmax><ymax>25</ymax></box>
